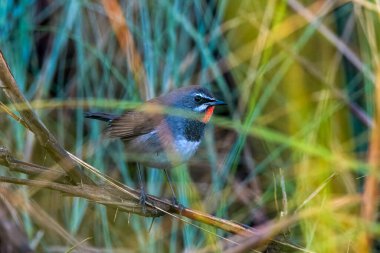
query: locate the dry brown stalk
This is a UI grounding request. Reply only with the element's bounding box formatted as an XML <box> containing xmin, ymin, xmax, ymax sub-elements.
<box><xmin>356</xmin><ymin>67</ymin><xmax>380</xmax><ymax>251</ymax></box>
<box><xmin>101</xmin><ymin>0</ymin><xmax>150</xmax><ymax>100</ymax></box>
<box><xmin>0</xmin><ymin>52</ymin><xmax>93</xmax><ymax>185</ymax></box>
<box><xmin>0</xmin><ymin>187</ymin><xmax>95</xmax><ymax>252</ymax></box>
<box><xmin>0</xmin><ymin>192</ymin><xmax>33</xmax><ymax>253</ymax></box>
<box><xmin>0</xmin><ymin>146</ymin><xmax>313</xmax><ymax>251</ymax></box>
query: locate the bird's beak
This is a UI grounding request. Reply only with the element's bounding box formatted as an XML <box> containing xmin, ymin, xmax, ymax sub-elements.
<box><xmin>208</xmin><ymin>99</ymin><xmax>226</xmax><ymax>106</ymax></box>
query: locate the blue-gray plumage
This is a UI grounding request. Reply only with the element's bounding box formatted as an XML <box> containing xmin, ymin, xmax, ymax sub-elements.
<box><xmin>85</xmin><ymin>85</ymin><xmax>225</xmax><ymax>169</ymax></box>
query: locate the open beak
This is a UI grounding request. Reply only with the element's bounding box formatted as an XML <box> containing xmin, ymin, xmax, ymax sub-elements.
<box><xmin>208</xmin><ymin>99</ymin><xmax>226</xmax><ymax>106</ymax></box>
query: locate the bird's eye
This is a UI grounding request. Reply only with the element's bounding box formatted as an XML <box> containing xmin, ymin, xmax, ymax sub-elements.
<box><xmin>194</xmin><ymin>95</ymin><xmax>202</xmax><ymax>103</ymax></box>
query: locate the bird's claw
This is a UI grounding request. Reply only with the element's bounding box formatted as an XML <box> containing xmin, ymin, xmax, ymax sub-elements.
<box><xmin>170</xmin><ymin>197</ymin><xmax>185</xmax><ymax>212</ymax></box>
<box><xmin>139</xmin><ymin>190</ymin><xmax>148</xmax><ymax>214</ymax></box>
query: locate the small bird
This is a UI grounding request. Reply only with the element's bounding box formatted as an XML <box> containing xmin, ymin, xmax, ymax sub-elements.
<box><xmin>85</xmin><ymin>85</ymin><xmax>225</xmax><ymax>206</ymax></box>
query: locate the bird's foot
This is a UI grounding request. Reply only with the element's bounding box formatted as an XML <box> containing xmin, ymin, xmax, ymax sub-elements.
<box><xmin>139</xmin><ymin>189</ymin><xmax>148</xmax><ymax>214</ymax></box>
<box><xmin>170</xmin><ymin>197</ymin><xmax>185</xmax><ymax>212</ymax></box>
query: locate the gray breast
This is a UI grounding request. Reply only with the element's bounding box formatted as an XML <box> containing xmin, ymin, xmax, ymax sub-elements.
<box><xmin>123</xmin><ymin>130</ymin><xmax>199</xmax><ymax>169</ymax></box>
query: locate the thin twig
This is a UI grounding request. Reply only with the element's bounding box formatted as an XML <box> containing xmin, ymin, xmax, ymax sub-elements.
<box><xmin>0</xmin><ymin>147</ymin><xmax>302</xmax><ymax>249</ymax></box>
<box><xmin>0</xmin><ymin>193</ymin><xmax>33</xmax><ymax>253</ymax></box>
<box><xmin>0</xmin><ymin>52</ymin><xmax>93</xmax><ymax>185</ymax></box>
<box><xmin>1</xmin><ymin>145</ymin><xmax>352</xmax><ymax>252</ymax></box>
<box><xmin>0</xmin><ymin>146</ymin><xmax>69</xmax><ymax>183</ymax></box>
<box><xmin>0</xmin><ymin>187</ymin><xmax>94</xmax><ymax>252</ymax></box>
<box><xmin>0</xmin><ymin>176</ymin><xmax>162</xmax><ymax>216</ymax></box>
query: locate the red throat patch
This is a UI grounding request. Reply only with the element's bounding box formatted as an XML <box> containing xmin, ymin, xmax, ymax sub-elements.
<box><xmin>202</xmin><ymin>106</ymin><xmax>215</xmax><ymax>123</ymax></box>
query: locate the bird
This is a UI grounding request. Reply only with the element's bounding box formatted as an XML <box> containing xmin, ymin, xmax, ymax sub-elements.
<box><xmin>85</xmin><ymin>85</ymin><xmax>226</xmax><ymax>208</ymax></box>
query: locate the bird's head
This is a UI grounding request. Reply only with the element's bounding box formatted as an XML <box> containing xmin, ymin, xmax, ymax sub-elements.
<box><xmin>165</xmin><ymin>86</ymin><xmax>226</xmax><ymax>123</ymax></box>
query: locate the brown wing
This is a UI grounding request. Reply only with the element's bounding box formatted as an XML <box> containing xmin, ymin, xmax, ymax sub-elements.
<box><xmin>105</xmin><ymin>101</ymin><xmax>164</xmax><ymax>141</ymax></box>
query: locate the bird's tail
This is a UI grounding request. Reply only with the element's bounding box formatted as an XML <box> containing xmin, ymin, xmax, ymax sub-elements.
<box><xmin>84</xmin><ymin>112</ymin><xmax>119</xmax><ymax>122</ymax></box>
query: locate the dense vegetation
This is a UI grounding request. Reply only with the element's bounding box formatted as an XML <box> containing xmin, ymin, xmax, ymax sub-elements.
<box><xmin>0</xmin><ymin>1</ymin><xmax>379</xmax><ymax>252</ymax></box>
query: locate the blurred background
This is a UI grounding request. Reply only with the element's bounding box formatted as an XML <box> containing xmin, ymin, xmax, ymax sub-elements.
<box><xmin>0</xmin><ymin>0</ymin><xmax>379</xmax><ymax>252</ymax></box>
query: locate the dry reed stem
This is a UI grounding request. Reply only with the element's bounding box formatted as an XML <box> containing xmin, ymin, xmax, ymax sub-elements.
<box><xmin>0</xmin><ymin>187</ymin><xmax>95</xmax><ymax>251</ymax></box>
<box><xmin>0</xmin><ymin>193</ymin><xmax>33</xmax><ymax>252</ymax></box>
<box><xmin>0</xmin><ymin>147</ymin><xmax>312</xmax><ymax>251</ymax></box>
<box><xmin>0</xmin><ymin>52</ymin><xmax>93</xmax><ymax>185</ymax></box>
<box><xmin>101</xmin><ymin>0</ymin><xmax>150</xmax><ymax>100</ymax></box>
<box><xmin>356</xmin><ymin>67</ymin><xmax>380</xmax><ymax>251</ymax></box>
<box><xmin>0</xmin><ymin>147</ymin><xmax>261</xmax><ymax>238</ymax></box>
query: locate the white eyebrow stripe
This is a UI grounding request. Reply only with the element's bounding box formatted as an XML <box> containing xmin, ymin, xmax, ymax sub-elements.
<box><xmin>194</xmin><ymin>93</ymin><xmax>213</xmax><ymax>100</ymax></box>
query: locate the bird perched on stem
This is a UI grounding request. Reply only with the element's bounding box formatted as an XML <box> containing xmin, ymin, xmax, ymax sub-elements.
<box><xmin>85</xmin><ymin>85</ymin><xmax>226</xmax><ymax>209</ymax></box>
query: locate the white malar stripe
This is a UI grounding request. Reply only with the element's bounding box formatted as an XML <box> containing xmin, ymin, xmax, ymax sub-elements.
<box><xmin>194</xmin><ymin>103</ymin><xmax>208</xmax><ymax>112</ymax></box>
